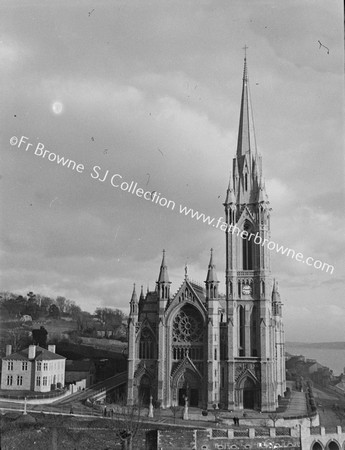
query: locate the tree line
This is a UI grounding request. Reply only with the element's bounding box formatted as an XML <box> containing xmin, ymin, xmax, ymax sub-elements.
<box><xmin>0</xmin><ymin>291</ymin><xmax>128</xmax><ymax>353</ymax></box>
<box><xmin>0</xmin><ymin>291</ymin><xmax>80</xmax><ymax>321</ymax></box>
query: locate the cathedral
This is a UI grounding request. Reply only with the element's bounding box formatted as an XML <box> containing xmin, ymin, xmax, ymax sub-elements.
<box><xmin>127</xmin><ymin>58</ymin><xmax>286</xmax><ymax>412</ymax></box>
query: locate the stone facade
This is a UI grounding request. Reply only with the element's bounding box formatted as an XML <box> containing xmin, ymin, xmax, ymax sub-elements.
<box><xmin>1</xmin><ymin>344</ymin><xmax>65</xmax><ymax>392</ymax></box>
<box><xmin>127</xmin><ymin>59</ymin><xmax>286</xmax><ymax>411</ymax></box>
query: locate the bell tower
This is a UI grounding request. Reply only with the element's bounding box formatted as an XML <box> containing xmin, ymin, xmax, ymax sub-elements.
<box><xmin>223</xmin><ymin>53</ymin><xmax>286</xmax><ymax>412</ymax></box>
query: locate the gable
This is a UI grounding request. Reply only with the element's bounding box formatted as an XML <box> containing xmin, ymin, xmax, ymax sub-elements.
<box><xmin>166</xmin><ymin>279</ymin><xmax>207</xmax><ymax>318</ymax></box>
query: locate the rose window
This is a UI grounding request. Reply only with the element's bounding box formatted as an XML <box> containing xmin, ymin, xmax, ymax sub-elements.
<box><xmin>172</xmin><ymin>308</ymin><xmax>203</xmax><ymax>343</ymax></box>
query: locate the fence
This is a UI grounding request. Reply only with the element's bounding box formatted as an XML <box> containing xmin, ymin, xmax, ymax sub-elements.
<box><xmin>0</xmin><ymin>387</ymin><xmax>68</xmax><ymax>401</ymax></box>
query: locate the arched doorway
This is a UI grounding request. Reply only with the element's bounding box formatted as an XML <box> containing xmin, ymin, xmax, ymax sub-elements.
<box><xmin>139</xmin><ymin>375</ymin><xmax>151</xmax><ymax>406</ymax></box>
<box><xmin>177</xmin><ymin>370</ymin><xmax>200</xmax><ymax>407</ymax></box>
<box><xmin>327</xmin><ymin>442</ymin><xmax>340</xmax><ymax>450</ymax></box>
<box><xmin>242</xmin><ymin>377</ymin><xmax>259</xmax><ymax>409</ymax></box>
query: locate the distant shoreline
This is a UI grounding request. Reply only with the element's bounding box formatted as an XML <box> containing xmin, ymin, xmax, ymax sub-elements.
<box><xmin>286</xmin><ymin>341</ymin><xmax>345</xmax><ymax>350</ymax></box>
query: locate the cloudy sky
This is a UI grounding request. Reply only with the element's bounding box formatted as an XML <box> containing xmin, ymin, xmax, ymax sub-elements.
<box><xmin>1</xmin><ymin>1</ymin><xmax>344</xmax><ymax>342</ymax></box>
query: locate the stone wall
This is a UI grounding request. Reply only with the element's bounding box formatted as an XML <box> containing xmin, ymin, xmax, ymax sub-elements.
<box><xmin>155</xmin><ymin>428</ymin><xmax>301</xmax><ymax>450</ymax></box>
<box><xmin>300</xmin><ymin>425</ymin><xmax>345</xmax><ymax>450</ymax></box>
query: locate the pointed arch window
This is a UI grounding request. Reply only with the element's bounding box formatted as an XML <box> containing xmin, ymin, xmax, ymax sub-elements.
<box><xmin>139</xmin><ymin>328</ymin><xmax>154</xmax><ymax>359</ymax></box>
<box><xmin>242</xmin><ymin>222</ymin><xmax>253</xmax><ymax>270</ymax></box>
<box><xmin>251</xmin><ymin>306</ymin><xmax>257</xmax><ymax>357</ymax></box>
<box><xmin>310</xmin><ymin>443</ymin><xmax>323</xmax><ymax>450</ymax></box>
<box><xmin>245</xmin><ymin>173</ymin><xmax>248</xmax><ymax>191</ymax></box>
<box><xmin>239</xmin><ymin>305</ymin><xmax>245</xmax><ymax>356</ymax></box>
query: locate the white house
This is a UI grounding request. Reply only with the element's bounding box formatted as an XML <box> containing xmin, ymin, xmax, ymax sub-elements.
<box><xmin>1</xmin><ymin>344</ymin><xmax>66</xmax><ymax>392</ymax></box>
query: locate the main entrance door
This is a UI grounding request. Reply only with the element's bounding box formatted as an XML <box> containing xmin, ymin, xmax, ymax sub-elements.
<box><xmin>243</xmin><ymin>389</ymin><xmax>255</xmax><ymax>409</ymax></box>
<box><xmin>177</xmin><ymin>370</ymin><xmax>201</xmax><ymax>407</ymax></box>
<box><xmin>242</xmin><ymin>378</ymin><xmax>258</xmax><ymax>409</ymax></box>
<box><xmin>139</xmin><ymin>375</ymin><xmax>151</xmax><ymax>405</ymax></box>
<box><xmin>190</xmin><ymin>388</ymin><xmax>199</xmax><ymax>407</ymax></box>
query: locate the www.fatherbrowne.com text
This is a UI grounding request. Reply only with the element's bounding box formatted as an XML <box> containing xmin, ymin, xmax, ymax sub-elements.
<box><xmin>10</xmin><ymin>135</ymin><xmax>334</xmax><ymax>275</ymax></box>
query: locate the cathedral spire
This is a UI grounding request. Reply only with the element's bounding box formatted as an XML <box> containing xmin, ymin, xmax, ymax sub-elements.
<box><xmin>129</xmin><ymin>283</ymin><xmax>138</xmax><ymax>316</ymax></box>
<box><xmin>225</xmin><ymin>172</ymin><xmax>236</xmax><ymax>205</ymax></box>
<box><xmin>236</xmin><ymin>51</ymin><xmax>256</xmax><ymax>158</ymax></box>
<box><xmin>206</xmin><ymin>248</ymin><xmax>218</xmax><ymax>283</ymax></box>
<box><xmin>158</xmin><ymin>249</ymin><xmax>170</xmax><ymax>283</ymax></box>
<box><xmin>131</xmin><ymin>283</ymin><xmax>138</xmax><ymax>302</ymax></box>
<box><xmin>205</xmin><ymin>248</ymin><xmax>219</xmax><ymax>300</ymax></box>
<box><xmin>157</xmin><ymin>249</ymin><xmax>171</xmax><ymax>304</ymax></box>
<box><xmin>272</xmin><ymin>279</ymin><xmax>280</xmax><ymax>302</ymax></box>
<box><xmin>140</xmin><ymin>285</ymin><xmax>145</xmax><ymax>302</ymax></box>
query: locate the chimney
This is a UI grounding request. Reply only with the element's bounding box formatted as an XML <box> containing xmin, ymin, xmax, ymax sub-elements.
<box><xmin>5</xmin><ymin>345</ymin><xmax>12</xmax><ymax>356</ymax></box>
<box><xmin>48</xmin><ymin>344</ymin><xmax>56</xmax><ymax>353</ymax></box>
<box><xmin>28</xmin><ymin>345</ymin><xmax>36</xmax><ymax>360</ymax></box>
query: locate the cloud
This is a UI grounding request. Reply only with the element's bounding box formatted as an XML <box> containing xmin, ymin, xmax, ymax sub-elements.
<box><xmin>0</xmin><ymin>1</ymin><xmax>343</xmax><ymax>343</ymax></box>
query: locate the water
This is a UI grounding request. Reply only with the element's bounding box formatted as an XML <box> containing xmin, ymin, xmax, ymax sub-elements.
<box><xmin>286</xmin><ymin>344</ymin><xmax>345</xmax><ymax>376</ymax></box>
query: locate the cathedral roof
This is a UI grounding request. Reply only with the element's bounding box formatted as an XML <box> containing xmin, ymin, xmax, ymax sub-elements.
<box><xmin>188</xmin><ymin>281</ymin><xmax>206</xmax><ymax>303</ymax></box>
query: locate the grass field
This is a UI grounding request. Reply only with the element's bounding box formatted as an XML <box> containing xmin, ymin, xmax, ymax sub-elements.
<box><xmin>0</xmin><ymin>318</ymin><xmax>79</xmax><ymax>357</ymax></box>
<box><xmin>0</xmin><ymin>413</ymin><xmax>147</xmax><ymax>449</ymax></box>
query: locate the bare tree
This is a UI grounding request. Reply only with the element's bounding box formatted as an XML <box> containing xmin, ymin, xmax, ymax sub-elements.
<box><xmin>268</xmin><ymin>413</ymin><xmax>280</xmax><ymax>427</ymax></box>
<box><xmin>112</xmin><ymin>401</ymin><xmax>143</xmax><ymax>450</ymax></box>
<box><xmin>170</xmin><ymin>405</ymin><xmax>181</xmax><ymax>424</ymax></box>
<box><xmin>5</xmin><ymin>328</ymin><xmax>31</xmax><ymax>352</ymax></box>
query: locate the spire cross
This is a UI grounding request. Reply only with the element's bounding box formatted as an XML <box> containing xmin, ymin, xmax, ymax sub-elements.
<box><xmin>243</xmin><ymin>44</ymin><xmax>248</xmax><ymax>59</ymax></box>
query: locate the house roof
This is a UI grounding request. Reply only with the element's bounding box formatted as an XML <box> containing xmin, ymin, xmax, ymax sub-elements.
<box><xmin>2</xmin><ymin>345</ymin><xmax>65</xmax><ymax>361</ymax></box>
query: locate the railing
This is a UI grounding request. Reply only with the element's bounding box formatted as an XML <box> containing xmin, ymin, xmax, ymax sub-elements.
<box><xmin>0</xmin><ymin>387</ymin><xmax>68</xmax><ymax>400</ymax></box>
<box><xmin>276</xmin><ymin>427</ymin><xmax>291</xmax><ymax>436</ymax></box>
<box><xmin>208</xmin><ymin>427</ymin><xmax>299</xmax><ymax>441</ymax></box>
<box><xmin>234</xmin><ymin>428</ymin><xmax>249</xmax><ymax>437</ymax></box>
<box><xmin>237</xmin><ymin>271</ymin><xmax>256</xmax><ymax>277</ymax></box>
<box><xmin>211</xmin><ymin>429</ymin><xmax>228</xmax><ymax>438</ymax></box>
<box><xmin>255</xmin><ymin>427</ymin><xmax>270</xmax><ymax>437</ymax></box>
